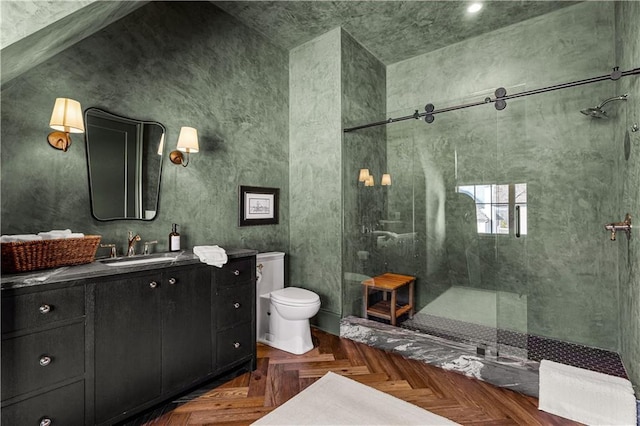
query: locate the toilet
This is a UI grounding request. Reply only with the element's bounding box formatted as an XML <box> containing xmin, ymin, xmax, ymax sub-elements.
<box><xmin>256</xmin><ymin>252</ymin><xmax>321</xmax><ymax>355</ymax></box>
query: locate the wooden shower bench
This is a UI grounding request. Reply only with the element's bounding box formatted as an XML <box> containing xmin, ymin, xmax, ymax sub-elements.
<box><xmin>361</xmin><ymin>273</ymin><xmax>415</xmax><ymax>326</ymax></box>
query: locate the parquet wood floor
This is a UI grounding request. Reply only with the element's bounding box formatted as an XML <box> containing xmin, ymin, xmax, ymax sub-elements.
<box><xmin>139</xmin><ymin>328</ymin><xmax>582</xmax><ymax>425</ymax></box>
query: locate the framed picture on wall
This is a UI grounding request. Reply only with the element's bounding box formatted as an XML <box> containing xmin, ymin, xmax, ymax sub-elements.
<box><xmin>239</xmin><ymin>185</ymin><xmax>279</xmax><ymax>226</ymax></box>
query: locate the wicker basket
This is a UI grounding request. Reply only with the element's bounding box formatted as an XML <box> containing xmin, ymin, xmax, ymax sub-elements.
<box><xmin>1</xmin><ymin>235</ymin><xmax>101</xmax><ymax>274</ymax></box>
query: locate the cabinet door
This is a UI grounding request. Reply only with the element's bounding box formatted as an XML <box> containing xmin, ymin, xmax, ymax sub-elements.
<box><xmin>94</xmin><ymin>273</ymin><xmax>162</xmax><ymax>424</ymax></box>
<box><xmin>162</xmin><ymin>265</ymin><xmax>212</xmax><ymax>393</ymax></box>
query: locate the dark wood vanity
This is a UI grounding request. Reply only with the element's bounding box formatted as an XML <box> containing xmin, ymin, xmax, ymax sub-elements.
<box><xmin>1</xmin><ymin>250</ymin><xmax>256</xmax><ymax>425</ymax></box>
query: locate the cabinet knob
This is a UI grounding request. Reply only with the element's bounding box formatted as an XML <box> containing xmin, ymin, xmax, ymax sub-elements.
<box><xmin>233</xmin><ymin>302</ymin><xmax>240</xmax><ymax>309</ymax></box>
<box><xmin>233</xmin><ymin>270</ymin><xmax>240</xmax><ymax>276</ymax></box>
<box><xmin>168</xmin><ymin>277</ymin><xmax>177</xmax><ymax>285</ymax></box>
<box><xmin>39</xmin><ymin>304</ymin><xmax>51</xmax><ymax>314</ymax></box>
<box><xmin>233</xmin><ymin>342</ymin><xmax>241</xmax><ymax>349</ymax></box>
<box><xmin>39</xmin><ymin>356</ymin><xmax>52</xmax><ymax>367</ymax></box>
<box><xmin>149</xmin><ymin>281</ymin><xmax>158</xmax><ymax>289</ymax></box>
<box><xmin>39</xmin><ymin>418</ymin><xmax>52</xmax><ymax>426</ymax></box>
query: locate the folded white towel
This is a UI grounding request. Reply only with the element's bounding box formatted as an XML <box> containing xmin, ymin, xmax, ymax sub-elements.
<box><xmin>66</xmin><ymin>233</ymin><xmax>85</xmax><ymax>239</ymax></box>
<box><xmin>193</xmin><ymin>245</ymin><xmax>228</xmax><ymax>268</ymax></box>
<box><xmin>1</xmin><ymin>234</ymin><xmax>43</xmax><ymax>242</ymax></box>
<box><xmin>37</xmin><ymin>230</ymin><xmax>84</xmax><ymax>240</ymax></box>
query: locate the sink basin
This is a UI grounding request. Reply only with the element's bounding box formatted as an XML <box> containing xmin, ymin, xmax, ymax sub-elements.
<box><xmin>100</xmin><ymin>253</ymin><xmax>179</xmax><ymax>267</ymax></box>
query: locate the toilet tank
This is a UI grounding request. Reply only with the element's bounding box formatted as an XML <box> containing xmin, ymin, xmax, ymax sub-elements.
<box><xmin>256</xmin><ymin>251</ymin><xmax>285</xmax><ymax>295</ymax></box>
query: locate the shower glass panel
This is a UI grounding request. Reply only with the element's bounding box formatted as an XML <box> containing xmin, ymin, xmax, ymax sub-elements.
<box><xmin>343</xmin><ymin>80</ymin><xmax>623</xmax><ymax>360</ymax></box>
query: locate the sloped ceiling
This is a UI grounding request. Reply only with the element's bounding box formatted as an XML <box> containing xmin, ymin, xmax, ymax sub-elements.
<box><xmin>1</xmin><ymin>0</ymin><xmax>577</xmax><ymax>86</ymax></box>
<box><xmin>1</xmin><ymin>1</ymin><xmax>148</xmax><ymax>86</ymax></box>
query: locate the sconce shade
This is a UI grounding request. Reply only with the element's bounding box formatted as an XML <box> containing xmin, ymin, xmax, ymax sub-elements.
<box><xmin>365</xmin><ymin>175</ymin><xmax>374</xmax><ymax>187</ymax></box>
<box><xmin>381</xmin><ymin>173</ymin><xmax>392</xmax><ymax>186</ymax></box>
<box><xmin>157</xmin><ymin>133</ymin><xmax>165</xmax><ymax>156</ymax></box>
<box><xmin>176</xmin><ymin>126</ymin><xmax>199</xmax><ymax>153</ymax></box>
<box><xmin>358</xmin><ymin>168</ymin><xmax>370</xmax><ymax>182</ymax></box>
<box><xmin>49</xmin><ymin>98</ymin><xmax>84</xmax><ymax>133</ymax></box>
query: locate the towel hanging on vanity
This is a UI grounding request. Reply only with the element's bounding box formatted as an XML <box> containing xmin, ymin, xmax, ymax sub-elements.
<box><xmin>194</xmin><ymin>245</ymin><xmax>228</xmax><ymax>268</ymax></box>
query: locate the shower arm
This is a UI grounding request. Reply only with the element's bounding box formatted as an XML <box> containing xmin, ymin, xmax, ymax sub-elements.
<box><xmin>604</xmin><ymin>213</ymin><xmax>632</xmax><ymax>241</ymax></box>
<box><xmin>597</xmin><ymin>94</ymin><xmax>628</xmax><ymax>108</ymax></box>
<box><xmin>344</xmin><ymin>67</ymin><xmax>640</xmax><ymax>132</ymax></box>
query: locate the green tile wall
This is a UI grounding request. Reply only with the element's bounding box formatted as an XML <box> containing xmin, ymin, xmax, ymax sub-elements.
<box><xmin>385</xmin><ymin>2</ymin><xmax>621</xmax><ymax>350</ymax></box>
<box><xmin>615</xmin><ymin>0</ymin><xmax>640</xmax><ymax>397</ymax></box>
<box><xmin>289</xmin><ymin>29</ymin><xmax>343</xmax><ymax>316</ymax></box>
<box><xmin>341</xmin><ymin>29</ymin><xmax>386</xmax><ymax>318</ymax></box>
<box><xmin>1</xmin><ymin>2</ymin><xmax>289</xmax><ymax>255</ymax></box>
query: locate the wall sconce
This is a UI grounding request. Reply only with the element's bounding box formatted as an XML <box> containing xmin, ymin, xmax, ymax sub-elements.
<box><xmin>358</xmin><ymin>168</ymin><xmax>370</xmax><ymax>182</ymax></box>
<box><xmin>169</xmin><ymin>126</ymin><xmax>199</xmax><ymax>167</ymax></box>
<box><xmin>381</xmin><ymin>173</ymin><xmax>392</xmax><ymax>186</ymax></box>
<box><xmin>47</xmin><ymin>98</ymin><xmax>84</xmax><ymax>152</ymax></box>
<box><xmin>364</xmin><ymin>175</ymin><xmax>374</xmax><ymax>187</ymax></box>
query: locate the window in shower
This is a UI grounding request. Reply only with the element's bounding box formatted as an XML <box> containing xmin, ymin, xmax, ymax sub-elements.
<box><xmin>457</xmin><ymin>183</ymin><xmax>527</xmax><ymax>235</ymax></box>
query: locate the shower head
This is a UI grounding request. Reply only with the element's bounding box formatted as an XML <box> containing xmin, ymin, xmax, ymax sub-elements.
<box><xmin>581</xmin><ymin>94</ymin><xmax>628</xmax><ymax>118</ymax></box>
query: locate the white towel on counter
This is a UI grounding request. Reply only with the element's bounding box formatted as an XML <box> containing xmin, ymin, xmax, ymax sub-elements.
<box><xmin>193</xmin><ymin>245</ymin><xmax>228</xmax><ymax>268</ymax></box>
<box><xmin>0</xmin><ymin>234</ymin><xmax>43</xmax><ymax>242</ymax></box>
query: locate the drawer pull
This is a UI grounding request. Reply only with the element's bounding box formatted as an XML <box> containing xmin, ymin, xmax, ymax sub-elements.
<box><xmin>233</xmin><ymin>302</ymin><xmax>241</xmax><ymax>309</ymax></box>
<box><xmin>233</xmin><ymin>342</ymin><xmax>241</xmax><ymax>349</ymax></box>
<box><xmin>149</xmin><ymin>281</ymin><xmax>158</xmax><ymax>289</ymax></box>
<box><xmin>168</xmin><ymin>277</ymin><xmax>177</xmax><ymax>285</ymax></box>
<box><xmin>39</xmin><ymin>304</ymin><xmax>51</xmax><ymax>314</ymax></box>
<box><xmin>233</xmin><ymin>270</ymin><xmax>240</xmax><ymax>276</ymax></box>
<box><xmin>39</xmin><ymin>418</ymin><xmax>52</xmax><ymax>426</ymax></box>
<box><xmin>39</xmin><ymin>356</ymin><xmax>52</xmax><ymax>367</ymax></box>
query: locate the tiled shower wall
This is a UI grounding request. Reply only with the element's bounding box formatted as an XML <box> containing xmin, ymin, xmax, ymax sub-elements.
<box><xmin>384</xmin><ymin>1</ymin><xmax>620</xmax><ymax>351</ymax></box>
<box><xmin>615</xmin><ymin>0</ymin><xmax>640</xmax><ymax>397</ymax></box>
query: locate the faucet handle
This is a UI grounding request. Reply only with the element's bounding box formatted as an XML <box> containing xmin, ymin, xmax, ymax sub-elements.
<box><xmin>100</xmin><ymin>243</ymin><xmax>117</xmax><ymax>258</ymax></box>
<box><xmin>143</xmin><ymin>240</ymin><xmax>158</xmax><ymax>255</ymax></box>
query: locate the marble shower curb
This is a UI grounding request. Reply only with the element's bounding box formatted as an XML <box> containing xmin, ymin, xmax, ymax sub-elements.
<box><xmin>339</xmin><ymin>315</ymin><xmax>540</xmax><ymax>397</ymax></box>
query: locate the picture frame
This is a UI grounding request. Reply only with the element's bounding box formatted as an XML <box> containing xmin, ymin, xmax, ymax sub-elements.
<box><xmin>239</xmin><ymin>185</ymin><xmax>279</xmax><ymax>226</ymax></box>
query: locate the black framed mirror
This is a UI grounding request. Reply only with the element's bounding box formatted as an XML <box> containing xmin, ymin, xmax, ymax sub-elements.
<box><xmin>84</xmin><ymin>108</ymin><xmax>165</xmax><ymax>221</ymax></box>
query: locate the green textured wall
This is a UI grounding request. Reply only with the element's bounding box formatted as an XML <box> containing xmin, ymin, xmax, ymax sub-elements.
<box><xmin>1</xmin><ymin>2</ymin><xmax>289</xmax><ymax>255</ymax></box>
<box><xmin>615</xmin><ymin>1</ymin><xmax>640</xmax><ymax>397</ymax></box>
<box><xmin>289</xmin><ymin>28</ymin><xmax>342</xmax><ymax>318</ymax></box>
<box><xmin>341</xmin><ymin>29</ymin><xmax>386</xmax><ymax>317</ymax></box>
<box><xmin>386</xmin><ymin>2</ymin><xmax>621</xmax><ymax>350</ymax></box>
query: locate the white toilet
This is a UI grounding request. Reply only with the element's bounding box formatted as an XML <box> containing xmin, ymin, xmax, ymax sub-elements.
<box><xmin>256</xmin><ymin>252</ymin><xmax>321</xmax><ymax>355</ymax></box>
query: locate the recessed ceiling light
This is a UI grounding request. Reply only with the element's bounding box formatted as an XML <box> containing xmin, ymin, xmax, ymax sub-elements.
<box><xmin>467</xmin><ymin>2</ymin><xmax>483</xmax><ymax>14</ymax></box>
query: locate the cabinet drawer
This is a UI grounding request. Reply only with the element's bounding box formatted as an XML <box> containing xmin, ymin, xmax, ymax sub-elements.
<box><xmin>216</xmin><ymin>283</ymin><xmax>253</xmax><ymax>330</ymax></box>
<box><xmin>2</xmin><ymin>380</ymin><xmax>84</xmax><ymax>426</ymax></box>
<box><xmin>217</xmin><ymin>322</ymin><xmax>252</xmax><ymax>368</ymax></box>
<box><xmin>2</xmin><ymin>323</ymin><xmax>84</xmax><ymax>400</ymax></box>
<box><xmin>213</xmin><ymin>258</ymin><xmax>254</xmax><ymax>286</ymax></box>
<box><xmin>2</xmin><ymin>286</ymin><xmax>84</xmax><ymax>334</ymax></box>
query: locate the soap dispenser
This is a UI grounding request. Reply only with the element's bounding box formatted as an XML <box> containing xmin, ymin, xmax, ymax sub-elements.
<box><xmin>169</xmin><ymin>223</ymin><xmax>180</xmax><ymax>251</ymax></box>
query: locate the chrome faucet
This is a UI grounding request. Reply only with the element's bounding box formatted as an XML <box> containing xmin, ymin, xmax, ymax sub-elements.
<box><xmin>127</xmin><ymin>231</ymin><xmax>141</xmax><ymax>256</ymax></box>
<box><xmin>604</xmin><ymin>213</ymin><xmax>632</xmax><ymax>241</ymax></box>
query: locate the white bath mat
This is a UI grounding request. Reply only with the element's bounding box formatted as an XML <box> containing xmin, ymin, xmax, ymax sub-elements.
<box><xmin>252</xmin><ymin>371</ymin><xmax>459</xmax><ymax>425</ymax></box>
<box><xmin>539</xmin><ymin>359</ymin><xmax>637</xmax><ymax>425</ymax></box>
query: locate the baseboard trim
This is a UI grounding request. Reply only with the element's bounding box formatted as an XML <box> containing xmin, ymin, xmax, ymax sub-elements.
<box><xmin>310</xmin><ymin>309</ymin><xmax>341</xmax><ymax>336</ymax></box>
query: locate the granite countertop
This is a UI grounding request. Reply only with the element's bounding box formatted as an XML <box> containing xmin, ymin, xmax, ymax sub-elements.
<box><xmin>1</xmin><ymin>248</ymin><xmax>258</xmax><ymax>290</ymax></box>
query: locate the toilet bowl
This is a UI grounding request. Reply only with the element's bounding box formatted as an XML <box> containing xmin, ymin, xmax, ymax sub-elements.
<box><xmin>255</xmin><ymin>252</ymin><xmax>321</xmax><ymax>355</ymax></box>
<box><xmin>268</xmin><ymin>287</ymin><xmax>321</xmax><ymax>355</ymax></box>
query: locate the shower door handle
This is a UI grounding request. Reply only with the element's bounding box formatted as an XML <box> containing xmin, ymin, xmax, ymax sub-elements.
<box><xmin>515</xmin><ymin>205</ymin><xmax>521</xmax><ymax>238</ymax></box>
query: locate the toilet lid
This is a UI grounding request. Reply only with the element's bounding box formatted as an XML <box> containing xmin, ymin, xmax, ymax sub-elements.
<box><xmin>271</xmin><ymin>287</ymin><xmax>320</xmax><ymax>305</ymax></box>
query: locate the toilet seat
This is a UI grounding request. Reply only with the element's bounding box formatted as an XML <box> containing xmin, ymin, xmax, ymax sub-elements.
<box><xmin>271</xmin><ymin>287</ymin><xmax>320</xmax><ymax>306</ymax></box>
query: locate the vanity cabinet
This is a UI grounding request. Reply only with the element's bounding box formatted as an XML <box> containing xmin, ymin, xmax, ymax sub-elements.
<box><xmin>1</xmin><ymin>251</ymin><xmax>256</xmax><ymax>426</ymax></box>
<box><xmin>1</xmin><ymin>283</ymin><xmax>86</xmax><ymax>426</ymax></box>
<box><xmin>93</xmin><ymin>264</ymin><xmax>212</xmax><ymax>425</ymax></box>
<box><xmin>213</xmin><ymin>257</ymin><xmax>256</xmax><ymax>371</ymax></box>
